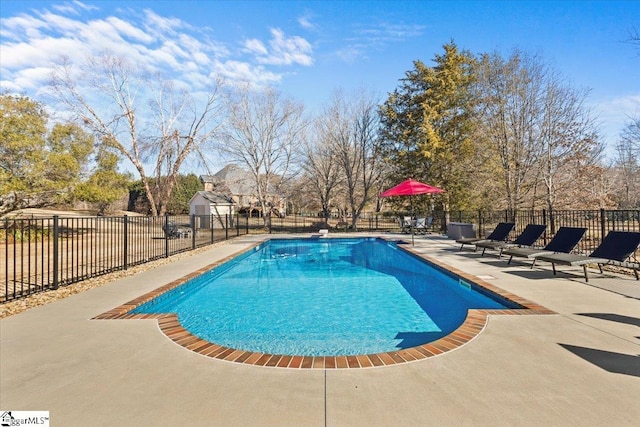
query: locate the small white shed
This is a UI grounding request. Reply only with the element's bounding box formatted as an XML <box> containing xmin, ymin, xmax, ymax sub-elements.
<box><xmin>189</xmin><ymin>191</ymin><xmax>235</xmax><ymax>229</ymax></box>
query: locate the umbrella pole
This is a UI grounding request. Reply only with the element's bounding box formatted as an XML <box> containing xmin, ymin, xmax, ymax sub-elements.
<box><xmin>411</xmin><ymin>195</ymin><xmax>415</xmax><ymax>245</ymax></box>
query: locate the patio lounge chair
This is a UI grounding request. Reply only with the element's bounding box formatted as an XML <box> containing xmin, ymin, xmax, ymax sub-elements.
<box><xmin>535</xmin><ymin>230</ymin><xmax>640</xmax><ymax>282</ymax></box>
<box><xmin>163</xmin><ymin>220</ymin><xmax>180</xmax><ymax>238</ymax></box>
<box><xmin>456</xmin><ymin>222</ymin><xmax>515</xmax><ymax>251</ymax></box>
<box><xmin>475</xmin><ymin>224</ymin><xmax>547</xmax><ymax>257</ymax></box>
<box><xmin>399</xmin><ymin>216</ymin><xmax>413</xmax><ymax>234</ymax></box>
<box><xmin>163</xmin><ymin>220</ymin><xmax>191</xmax><ymax>239</ymax></box>
<box><xmin>414</xmin><ymin>217</ymin><xmax>433</xmax><ymax>234</ymax></box>
<box><xmin>503</xmin><ymin>226</ymin><xmax>587</xmax><ymax>267</ymax></box>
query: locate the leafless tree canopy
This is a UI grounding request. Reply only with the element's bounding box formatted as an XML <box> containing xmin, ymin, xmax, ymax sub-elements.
<box><xmin>474</xmin><ymin>50</ymin><xmax>604</xmax><ymax>213</ymax></box>
<box><xmin>627</xmin><ymin>25</ymin><xmax>640</xmax><ymax>48</ymax></box>
<box><xmin>304</xmin><ymin>90</ymin><xmax>384</xmax><ymax>228</ymax></box>
<box><xmin>302</xmin><ymin>116</ymin><xmax>343</xmax><ymax>222</ymax></box>
<box><xmin>39</xmin><ymin>45</ymin><xmax>635</xmax><ymax>219</ymax></box>
<box><xmin>48</xmin><ymin>52</ymin><xmax>225</xmax><ymax>216</ymax></box>
<box><xmin>612</xmin><ymin>118</ymin><xmax>640</xmax><ymax>208</ymax></box>
<box><xmin>217</xmin><ymin>85</ymin><xmax>307</xmax><ymax>228</ymax></box>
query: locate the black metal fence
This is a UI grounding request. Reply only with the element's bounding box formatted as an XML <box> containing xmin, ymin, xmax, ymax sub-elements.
<box><xmin>434</xmin><ymin>208</ymin><xmax>640</xmax><ymax>255</ymax></box>
<box><xmin>2</xmin><ymin>214</ymin><xmax>249</xmax><ymax>302</ymax></box>
<box><xmin>2</xmin><ymin>209</ymin><xmax>639</xmax><ymax>303</ymax></box>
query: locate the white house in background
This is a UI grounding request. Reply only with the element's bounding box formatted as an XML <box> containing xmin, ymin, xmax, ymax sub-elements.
<box><xmin>188</xmin><ymin>191</ymin><xmax>235</xmax><ymax>229</ymax></box>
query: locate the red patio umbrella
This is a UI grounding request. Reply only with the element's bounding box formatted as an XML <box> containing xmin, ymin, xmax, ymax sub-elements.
<box><xmin>380</xmin><ymin>179</ymin><xmax>445</xmax><ymax>244</ymax></box>
<box><xmin>379</xmin><ymin>179</ymin><xmax>445</xmax><ymax>198</ymax></box>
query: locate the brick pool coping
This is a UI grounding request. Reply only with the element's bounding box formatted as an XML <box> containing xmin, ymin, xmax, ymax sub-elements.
<box><xmin>93</xmin><ymin>237</ymin><xmax>555</xmax><ymax>369</ymax></box>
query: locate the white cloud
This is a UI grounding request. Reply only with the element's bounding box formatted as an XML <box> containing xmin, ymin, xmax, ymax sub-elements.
<box><xmin>0</xmin><ymin>14</ymin><xmax>50</xmax><ymax>40</ymax></box>
<box><xmin>177</xmin><ymin>33</ymin><xmax>228</xmax><ymax>59</ymax></box>
<box><xmin>0</xmin><ymin>5</ymin><xmax>309</xmax><ymax>96</ymax></box>
<box><xmin>213</xmin><ymin>60</ymin><xmax>281</xmax><ymax>86</ymax></box>
<box><xmin>105</xmin><ymin>16</ymin><xmax>154</xmax><ymax>43</ymax></box>
<box><xmin>0</xmin><ymin>36</ymin><xmax>92</xmax><ymax>93</ymax></box>
<box><xmin>52</xmin><ymin>3</ymin><xmax>81</xmax><ymax>15</ymax></box>
<box><xmin>298</xmin><ymin>13</ymin><xmax>317</xmax><ymax>31</ymax></box>
<box><xmin>52</xmin><ymin>1</ymin><xmax>99</xmax><ymax>16</ymax></box>
<box><xmin>13</xmin><ymin>67</ymin><xmax>55</xmax><ymax>91</ymax></box>
<box><xmin>336</xmin><ymin>45</ymin><xmax>367</xmax><ymax>63</ymax></box>
<box><xmin>142</xmin><ymin>9</ymin><xmax>184</xmax><ymax>35</ymax></box>
<box><xmin>39</xmin><ymin>11</ymin><xmax>87</xmax><ymax>37</ymax></box>
<box><xmin>245</xmin><ymin>28</ymin><xmax>313</xmax><ymax>66</ymax></box>
<box><xmin>147</xmin><ymin>44</ymin><xmax>183</xmax><ymax>70</ymax></box>
<box><xmin>244</xmin><ymin>38</ymin><xmax>269</xmax><ymax>56</ymax></box>
<box><xmin>335</xmin><ymin>21</ymin><xmax>426</xmax><ymax>62</ymax></box>
<box><xmin>357</xmin><ymin>22</ymin><xmax>426</xmax><ymax>41</ymax></box>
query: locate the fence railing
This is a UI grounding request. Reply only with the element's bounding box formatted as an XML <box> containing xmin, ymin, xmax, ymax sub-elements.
<box><xmin>433</xmin><ymin>208</ymin><xmax>640</xmax><ymax>255</ymax></box>
<box><xmin>2</xmin><ymin>209</ymin><xmax>639</xmax><ymax>303</ymax></box>
<box><xmin>2</xmin><ymin>214</ymin><xmax>249</xmax><ymax>302</ymax></box>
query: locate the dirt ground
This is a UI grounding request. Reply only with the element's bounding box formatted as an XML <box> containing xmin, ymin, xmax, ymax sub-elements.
<box><xmin>0</xmin><ymin>238</ymin><xmax>232</xmax><ymax>319</ymax></box>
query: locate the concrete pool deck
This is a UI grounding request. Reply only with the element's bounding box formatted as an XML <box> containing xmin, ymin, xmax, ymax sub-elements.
<box><xmin>1</xmin><ymin>233</ymin><xmax>639</xmax><ymax>426</ymax></box>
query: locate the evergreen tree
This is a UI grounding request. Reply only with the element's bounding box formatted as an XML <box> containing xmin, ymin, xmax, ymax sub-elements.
<box><xmin>0</xmin><ymin>94</ymin><xmax>48</xmax><ymax>212</ymax></box>
<box><xmin>1</xmin><ymin>93</ymin><xmax>93</xmax><ymax>213</ymax></box>
<box><xmin>166</xmin><ymin>174</ymin><xmax>202</xmax><ymax>214</ymax></box>
<box><xmin>379</xmin><ymin>42</ymin><xmax>478</xmax><ymax>211</ymax></box>
<box><xmin>45</xmin><ymin>123</ymin><xmax>94</xmax><ymax>204</ymax></box>
<box><xmin>75</xmin><ymin>148</ymin><xmax>131</xmax><ymax>214</ymax></box>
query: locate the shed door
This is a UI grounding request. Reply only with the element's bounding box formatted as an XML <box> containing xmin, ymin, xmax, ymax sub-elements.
<box><xmin>194</xmin><ymin>204</ymin><xmax>209</xmax><ymax>228</ymax></box>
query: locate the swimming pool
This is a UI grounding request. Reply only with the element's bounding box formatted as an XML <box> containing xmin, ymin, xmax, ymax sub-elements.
<box><xmin>131</xmin><ymin>237</ymin><xmax>521</xmax><ymax>357</ymax></box>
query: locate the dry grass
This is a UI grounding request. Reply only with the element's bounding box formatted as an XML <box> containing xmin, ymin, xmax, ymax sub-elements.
<box><xmin>0</xmin><ymin>238</ymin><xmax>233</xmax><ymax>319</ymax></box>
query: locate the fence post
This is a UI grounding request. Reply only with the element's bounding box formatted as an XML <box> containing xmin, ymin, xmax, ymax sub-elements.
<box><xmin>225</xmin><ymin>214</ymin><xmax>229</xmax><ymax>240</ymax></box>
<box><xmin>191</xmin><ymin>214</ymin><xmax>196</xmax><ymax>250</ymax></box>
<box><xmin>210</xmin><ymin>214</ymin><xmax>214</xmax><ymax>244</ymax></box>
<box><xmin>52</xmin><ymin>215</ymin><xmax>59</xmax><ymax>290</ymax></box>
<box><xmin>164</xmin><ymin>214</ymin><xmax>170</xmax><ymax>258</ymax></box>
<box><xmin>542</xmin><ymin>209</ymin><xmax>547</xmax><ymax>244</ymax></box>
<box><xmin>600</xmin><ymin>208</ymin><xmax>606</xmax><ymax>238</ymax></box>
<box><xmin>123</xmin><ymin>215</ymin><xmax>128</xmax><ymax>270</ymax></box>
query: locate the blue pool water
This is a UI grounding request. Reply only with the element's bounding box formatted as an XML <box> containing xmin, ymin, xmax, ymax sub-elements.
<box><xmin>133</xmin><ymin>238</ymin><xmax>517</xmax><ymax>356</ymax></box>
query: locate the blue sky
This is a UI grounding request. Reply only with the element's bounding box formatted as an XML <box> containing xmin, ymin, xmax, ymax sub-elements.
<box><xmin>1</xmin><ymin>0</ymin><xmax>639</xmax><ymax>157</ymax></box>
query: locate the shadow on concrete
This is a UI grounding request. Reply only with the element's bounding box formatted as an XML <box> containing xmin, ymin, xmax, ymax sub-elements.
<box><xmin>502</xmin><ymin>270</ymin><xmax>562</xmax><ymax>280</ymax></box>
<box><xmin>558</xmin><ymin>343</ymin><xmax>640</xmax><ymax>377</ymax></box>
<box><xmin>478</xmin><ymin>260</ymin><xmax>513</xmax><ymax>268</ymax></box>
<box><xmin>576</xmin><ymin>313</ymin><xmax>640</xmax><ymax>327</ymax></box>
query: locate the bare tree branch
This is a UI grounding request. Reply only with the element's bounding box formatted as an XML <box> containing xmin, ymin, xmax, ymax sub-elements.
<box><xmin>217</xmin><ymin>85</ymin><xmax>306</xmax><ymax>229</ymax></box>
<box><xmin>48</xmin><ymin>52</ymin><xmax>225</xmax><ymax>215</ymax></box>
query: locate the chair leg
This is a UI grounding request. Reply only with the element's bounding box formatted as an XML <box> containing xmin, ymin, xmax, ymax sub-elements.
<box><xmin>531</xmin><ymin>258</ymin><xmax>537</xmax><ymax>269</ymax></box>
<box><xmin>481</xmin><ymin>248</ymin><xmax>486</xmax><ymax>256</ymax></box>
<box><xmin>508</xmin><ymin>255</ymin><xmax>513</xmax><ymax>264</ymax></box>
<box><xmin>583</xmin><ymin>265</ymin><xmax>589</xmax><ymax>282</ymax></box>
<box><xmin>634</xmin><ymin>267</ymin><xmax>639</xmax><ymax>280</ymax></box>
<box><xmin>551</xmin><ymin>263</ymin><xmax>557</xmax><ymax>275</ymax></box>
